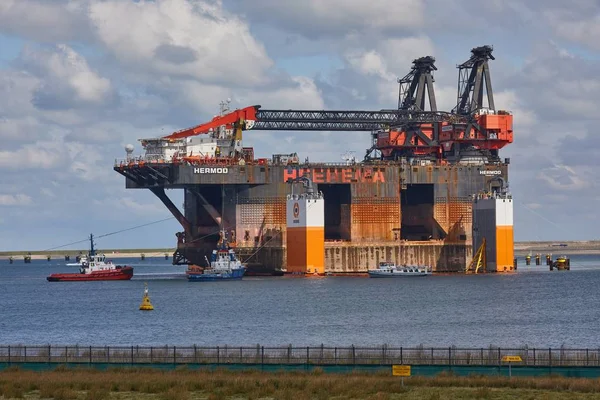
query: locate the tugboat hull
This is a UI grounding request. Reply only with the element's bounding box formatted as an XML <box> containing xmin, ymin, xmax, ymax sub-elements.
<box><xmin>187</xmin><ymin>267</ymin><xmax>245</xmax><ymax>281</ymax></box>
<box><xmin>47</xmin><ymin>267</ymin><xmax>134</xmax><ymax>282</ymax></box>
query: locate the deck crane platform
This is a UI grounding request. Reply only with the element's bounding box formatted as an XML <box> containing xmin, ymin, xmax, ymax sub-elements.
<box><xmin>143</xmin><ymin>44</ymin><xmax>510</xmax><ymax>165</ymax></box>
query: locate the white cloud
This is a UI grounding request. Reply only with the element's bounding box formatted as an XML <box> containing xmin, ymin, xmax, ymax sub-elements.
<box><xmin>227</xmin><ymin>0</ymin><xmax>424</xmax><ymax>38</ymax></box>
<box><xmin>340</xmin><ymin>36</ymin><xmax>438</xmax><ymax>105</ymax></box>
<box><xmin>345</xmin><ymin>50</ymin><xmax>392</xmax><ymax>80</ymax></box>
<box><xmin>238</xmin><ymin>76</ymin><xmax>325</xmax><ymax>109</ymax></box>
<box><xmin>493</xmin><ymin>90</ymin><xmax>538</xmax><ymax>129</ymax></box>
<box><xmin>20</xmin><ymin>44</ymin><xmax>114</xmax><ymax>108</ymax></box>
<box><xmin>544</xmin><ymin>8</ymin><xmax>600</xmax><ymax>51</ymax></box>
<box><xmin>0</xmin><ymin>0</ymin><xmax>90</xmax><ymax>42</ymax></box>
<box><xmin>89</xmin><ymin>0</ymin><xmax>273</xmax><ymax>86</ymax></box>
<box><xmin>537</xmin><ymin>165</ymin><xmax>588</xmax><ymax>191</ymax></box>
<box><xmin>0</xmin><ymin>194</ymin><xmax>33</xmax><ymax>206</ymax></box>
<box><xmin>0</xmin><ymin>141</ymin><xmax>66</xmax><ymax>170</ymax></box>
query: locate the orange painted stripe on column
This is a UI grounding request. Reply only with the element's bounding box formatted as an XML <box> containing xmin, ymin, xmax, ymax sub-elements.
<box><xmin>305</xmin><ymin>227</ymin><xmax>325</xmax><ymax>275</ymax></box>
<box><xmin>495</xmin><ymin>226</ymin><xmax>514</xmax><ymax>271</ymax></box>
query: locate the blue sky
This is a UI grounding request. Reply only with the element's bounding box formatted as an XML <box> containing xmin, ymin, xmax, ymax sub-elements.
<box><xmin>1</xmin><ymin>0</ymin><xmax>599</xmax><ymax>251</ymax></box>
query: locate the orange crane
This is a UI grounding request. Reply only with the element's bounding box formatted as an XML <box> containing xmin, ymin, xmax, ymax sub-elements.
<box><xmin>165</xmin><ymin>105</ymin><xmax>258</xmax><ymax>141</ymax></box>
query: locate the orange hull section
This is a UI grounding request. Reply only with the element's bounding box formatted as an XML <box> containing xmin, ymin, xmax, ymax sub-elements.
<box><xmin>495</xmin><ymin>226</ymin><xmax>514</xmax><ymax>272</ymax></box>
<box><xmin>287</xmin><ymin>227</ymin><xmax>324</xmax><ymax>274</ymax></box>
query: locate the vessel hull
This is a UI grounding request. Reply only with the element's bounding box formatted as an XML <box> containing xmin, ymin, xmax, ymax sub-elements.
<box><xmin>116</xmin><ymin>161</ymin><xmax>509</xmax><ymax>274</ymax></box>
<box><xmin>368</xmin><ymin>272</ymin><xmax>430</xmax><ymax>278</ymax></box>
<box><xmin>187</xmin><ymin>268</ymin><xmax>245</xmax><ymax>281</ymax></box>
<box><xmin>47</xmin><ymin>267</ymin><xmax>134</xmax><ymax>282</ymax></box>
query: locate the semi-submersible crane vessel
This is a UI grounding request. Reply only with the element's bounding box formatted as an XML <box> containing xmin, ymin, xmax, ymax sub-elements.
<box><xmin>115</xmin><ymin>45</ymin><xmax>513</xmax><ymax>275</ymax></box>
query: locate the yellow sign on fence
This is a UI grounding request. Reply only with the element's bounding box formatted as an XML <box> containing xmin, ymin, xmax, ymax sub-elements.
<box><xmin>501</xmin><ymin>355</ymin><xmax>522</xmax><ymax>362</ymax></box>
<box><xmin>392</xmin><ymin>365</ymin><xmax>411</xmax><ymax>376</ymax></box>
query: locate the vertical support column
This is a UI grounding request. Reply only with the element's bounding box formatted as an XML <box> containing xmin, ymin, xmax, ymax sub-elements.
<box><xmin>286</xmin><ymin>192</ymin><xmax>325</xmax><ymax>275</ymax></box>
<box><xmin>494</xmin><ymin>196</ymin><xmax>514</xmax><ymax>272</ymax></box>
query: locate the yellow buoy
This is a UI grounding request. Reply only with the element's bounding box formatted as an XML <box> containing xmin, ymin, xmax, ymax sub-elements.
<box><xmin>139</xmin><ymin>282</ymin><xmax>154</xmax><ymax>311</ymax></box>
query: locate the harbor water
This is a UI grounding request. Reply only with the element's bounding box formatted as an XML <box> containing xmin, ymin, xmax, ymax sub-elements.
<box><xmin>1</xmin><ymin>254</ymin><xmax>599</xmax><ymax>348</ymax></box>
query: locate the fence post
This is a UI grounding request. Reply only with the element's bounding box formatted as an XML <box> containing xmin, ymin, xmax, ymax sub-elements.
<box><xmin>307</xmin><ymin>346</ymin><xmax>309</xmax><ymax>366</ymax></box>
<box><xmin>533</xmin><ymin>348</ymin><xmax>536</xmax><ymax>366</ymax></box>
<box><xmin>549</xmin><ymin>348</ymin><xmax>552</xmax><ymax>368</ymax></box>
<box><xmin>107</xmin><ymin>346</ymin><xmax>109</xmax><ymax>363</ymax></box>
<box><xmin>89</xmin><ymin>346</ymin><xmax>92</xmax><ymax>364</ymax></box>
<box><xmin>65</xmin><ymin>346</ymin><xmax>68</xmax><ymax>363</ymax></box>
<box><xmin>7</xmin><ymin>346</ymin><xmax>10</xmax><ymax>364</ymax></box>
<box><xmin>194</xmin><ymin>345</ymin><xmax>197</xmax><ymax>363</ymax></box>
<box><xmin>449</xmin><ymin>347</ymin><xmax>452</xmax><ymax>366</ymax></box>
<box><xmin>334</xmin><ymin>347</ymin><xmax>337</xmax><ymax>365</ymax></box>
<box><xmin>174</xmin><ymin>346</ymin><xmax>177</xmax><ymax>364</ymax></box>
<box><xmin>24</xmin><ymin>346</ymin><xmax>26</xmax><ymax>362</ymax></box>
<box><xmin>400</xmin><ymin>347</ymin><xmax>403</xmax><ymax>364</ymax></box>
<box><xmin>431</xmin><ymin>348</ymin><xmax>433</xmax><ymax>364</ymax></box>
<box><xmin>382</xmin><ymin>345</ymin><xmax>386</xmax><ymax>364</ymax></box>
<box><xmin>131</xmin><ymin>346</ymin><xmax>134</xmax><ymax>365</ymax></box>
<box><xmin>261</xmin><ymin>346</ymin><xmax>264</xmax><ymax>365</ymax></box>
<box><xmin>587</xmin><ymin>349</ymin><xmax>589</xmax><ymax>366</ymax></box>
<box><xmin>352</xmin><ymin>345</ymin><xmax>355</xmax><ymax>365</ymax></box>
<box><xmin>217</xmin><ymin>346</ymin><xmax>220</xmax><ymax>364</ymax></box>
<box><xmin>48</xmin><ymin>345</ymin><xmax>51</xmax><ymax>363</ymax></box>
<box><xmin>497</xmin><ymin>348</ymin><xmax>501</xmax><ymax>366</ymax></box>
<box><xmin>480</xmin><ymin>348</ymin><xmax>483</xmax><ymax>365</ymax></box>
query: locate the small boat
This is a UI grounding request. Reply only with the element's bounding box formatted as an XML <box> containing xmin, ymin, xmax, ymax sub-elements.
<box><xmin>368</xmin><ymin>261</ymin><xmax>431</xmax><ymax>278</ymax></box>
<box><xmin>47</xmin><ymin>234</ymin><xmax>134</xmax><ymax>282</ymax></box>
<box><xmin>186</xmin><ymin>230</ymin><xmax>246</xmax><ymax>281</ymax></box>
<box><xmin>550</xmin><ymin>256</ymin><xmax>570</xmax><ymax>271</ymax></box>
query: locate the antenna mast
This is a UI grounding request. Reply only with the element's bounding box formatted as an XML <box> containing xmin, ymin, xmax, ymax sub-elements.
<box><xmin>89</xmin><ymin>233</ymin><xmax>95</xmax><ymax>257</ymax></box>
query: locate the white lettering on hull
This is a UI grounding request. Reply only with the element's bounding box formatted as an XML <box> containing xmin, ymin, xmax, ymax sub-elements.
<box><xmin>479</xmin><ymin>170</ymin><xmax>502</xmax><ymax>175</ymax></box>
<box><xmin>193</xmin><ymin>167</ymin><xmax>229</xmax><ymax>174</ymax></box>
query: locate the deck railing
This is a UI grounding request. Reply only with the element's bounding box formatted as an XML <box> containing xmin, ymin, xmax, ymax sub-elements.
<box><xmin>1</xmin><ymin>345</ymin><xmax>599</xmax><ymax>367</ymax></box>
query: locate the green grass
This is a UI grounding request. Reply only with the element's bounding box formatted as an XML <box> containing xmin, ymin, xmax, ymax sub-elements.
<box><xmin>1</xmin><ymin>367</ymin><xmax>600</xmax><ymax>400</ymax></box>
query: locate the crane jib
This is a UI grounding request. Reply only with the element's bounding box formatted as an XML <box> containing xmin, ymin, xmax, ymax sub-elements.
<box><xmin>252</xmin><ymin>110</ymin><xmax>463</xmax><ymax>131</ymax></box>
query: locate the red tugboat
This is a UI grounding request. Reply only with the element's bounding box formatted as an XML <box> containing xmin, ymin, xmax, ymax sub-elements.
<box><xmin>46</xmin><ymin>234</ymin><xmax>134</xmax><ymax>282</ymax></box>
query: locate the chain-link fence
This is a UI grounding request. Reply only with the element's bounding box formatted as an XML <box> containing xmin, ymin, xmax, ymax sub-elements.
<box><xmin>1</xmin><ymin>345</ymin><xmax>598</xmax><ymax>366</ymax></box>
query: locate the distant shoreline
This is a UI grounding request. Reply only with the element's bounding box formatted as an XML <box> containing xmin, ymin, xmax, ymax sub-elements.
<box><xmin>1</xmin><ymin>240</ymin><xmax>599</xmax><ymax>260</ymax></box>
<box><xmin>0</xmin><ymin>250</ymin><xmax>174</xmax><ymax>260</ymax></box>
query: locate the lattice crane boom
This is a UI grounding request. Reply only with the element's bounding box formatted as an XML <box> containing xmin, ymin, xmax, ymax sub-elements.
<box><xmin>162</xmin><ymin>106</ymin><xmax>463</xmax><ymax>140</ymax></box>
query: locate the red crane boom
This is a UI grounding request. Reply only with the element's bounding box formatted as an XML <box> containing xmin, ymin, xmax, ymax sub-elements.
<box><xmin>165</xmin><ymin>106</ymin><xmax>259</xmax><ymax>140</ymax></box>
